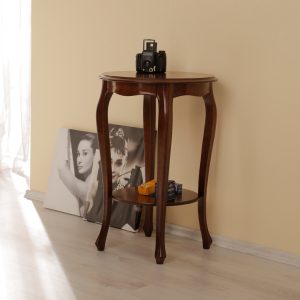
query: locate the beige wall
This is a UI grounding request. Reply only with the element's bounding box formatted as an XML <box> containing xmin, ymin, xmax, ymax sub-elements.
<box><xmin>32</xmin><ymin>0</ymin><xmax>300</xmax><ymax>255</ymax></box>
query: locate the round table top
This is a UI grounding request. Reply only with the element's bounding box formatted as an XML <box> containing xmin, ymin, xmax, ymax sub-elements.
<box><xmin>100</xmin><ymin>71</ymin><xmax>217</xmax><ymax>83</ymax></box>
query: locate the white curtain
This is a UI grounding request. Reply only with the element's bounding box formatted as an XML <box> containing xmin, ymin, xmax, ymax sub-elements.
<box><xmin>0</xmin><ymin>0</ymin><xmax>31</xmax><ymax>179</ymax></box>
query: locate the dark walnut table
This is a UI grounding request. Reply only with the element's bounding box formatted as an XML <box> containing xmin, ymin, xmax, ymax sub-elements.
<box><xmin>95</xmin><ymin>71</ymin><xmax>217</xmax><ymax>264</ymax></box>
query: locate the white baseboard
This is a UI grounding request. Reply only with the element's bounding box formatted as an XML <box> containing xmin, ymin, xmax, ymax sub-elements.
<box><xmin>24</xmin><ymin>189</ymin><xmax>44</xmax><ymax>202</ymax></box>
<box><xmin>165</xmin><ymin>223</ymin><xmax>300</xmax><ymax>268</ymax></box>
<box><xmin>25</xmin><ymin>189</ymin><xmax>300</xmax><ymax>268</ymax></box>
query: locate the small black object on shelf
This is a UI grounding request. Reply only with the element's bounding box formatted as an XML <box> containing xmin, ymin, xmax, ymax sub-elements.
<box><xmin>151</xmin><ymin>180</ymin><xmax>182</xmax><ymax>201</ymax></box>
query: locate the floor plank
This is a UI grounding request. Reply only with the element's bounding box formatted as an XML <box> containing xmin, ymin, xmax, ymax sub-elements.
<box><xmin>1</xmin><ymin>170</ymin><xmax>300</xmax><ymax>300</ymax></box>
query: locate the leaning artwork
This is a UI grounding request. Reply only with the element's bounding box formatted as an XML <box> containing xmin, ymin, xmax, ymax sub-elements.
<box><xmin>44</xmin><ymin>125</ymin><xmax>145</xmax><ymax>232</ymax></box>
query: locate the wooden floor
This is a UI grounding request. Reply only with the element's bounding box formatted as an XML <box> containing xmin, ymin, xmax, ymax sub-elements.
<box><xmin>1</xmin><ymin>171</ymin><xmax>300</xmax><ymax>300</ymax></box>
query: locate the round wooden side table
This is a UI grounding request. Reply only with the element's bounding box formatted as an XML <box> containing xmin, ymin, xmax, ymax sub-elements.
<box><xmin>95</xmin><ymin>71</ymin><xmax>217</xmax><ymax>264</ymax></box>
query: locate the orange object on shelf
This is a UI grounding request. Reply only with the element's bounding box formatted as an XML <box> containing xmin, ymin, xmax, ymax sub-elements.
<box><xmin>138</xmin><ymin>179</ymin><xmax>157</xmax><ymax>195</ymax></box>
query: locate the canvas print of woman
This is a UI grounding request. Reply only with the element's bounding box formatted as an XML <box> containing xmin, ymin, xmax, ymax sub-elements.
<box><xmin>44</xmin><ymin>125</ymin><xmax>145</xmax><ymax>232</ymax></box>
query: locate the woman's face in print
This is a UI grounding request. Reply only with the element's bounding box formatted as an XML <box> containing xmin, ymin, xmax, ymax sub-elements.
<box><xmin>76</xmin><ymin>140</ymin><xmax>94</xmax><ymax>176</ymax></box>
<box><xmin>111</xmin><ymin>147</ymin><xmax>126</xmax><ymax>184</ymax></box>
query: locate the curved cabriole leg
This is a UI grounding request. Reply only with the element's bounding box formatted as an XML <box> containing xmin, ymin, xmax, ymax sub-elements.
<box><xmin>198</xmin><ymin>87</ymin><xmax>217</xmax><ymax>249</ymax></box>
<box><xmin>155</xmin><ymin>85</ymin><xmax>173</xmax><ymax>264</ymax></box>
<box><xmin>95</xmin><ymin>81</ymin><xmax>113</xmax><ymax>251</ymax></box>
<box><xmin>143</xmin><ymin>95</ymin><xmax>156</xmax><ymax>237</ymax></box>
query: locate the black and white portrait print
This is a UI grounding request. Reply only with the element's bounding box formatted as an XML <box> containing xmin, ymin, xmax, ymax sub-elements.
<box><xmin>44</xmin><ymin>125</ymin><xmax>145</xmax><ymax>232</ymax></box>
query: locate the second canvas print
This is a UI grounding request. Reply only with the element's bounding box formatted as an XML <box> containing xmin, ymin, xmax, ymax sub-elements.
<box><xmin>44</xmin><ymin>124</ymin><xmax>145</xmax><ymax>232</ymax></box>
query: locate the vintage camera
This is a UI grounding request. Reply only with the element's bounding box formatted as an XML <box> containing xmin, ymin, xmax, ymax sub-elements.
<box><xmin>136</xmin><ymin>39</ymin><xmax>166</xmax><ymax>73</ymax></box>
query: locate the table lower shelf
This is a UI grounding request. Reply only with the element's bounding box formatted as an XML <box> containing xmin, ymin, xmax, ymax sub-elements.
<box><xmin>112</xmin><ymin>187</ymin><xmax>202</xmax><ymax>206</ymax></box>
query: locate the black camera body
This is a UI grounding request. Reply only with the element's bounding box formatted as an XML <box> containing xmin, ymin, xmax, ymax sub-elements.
<box><xmin>136</xmin><ymin>39</ymin><xmax>166</xmax><ymax>73</ymax></box>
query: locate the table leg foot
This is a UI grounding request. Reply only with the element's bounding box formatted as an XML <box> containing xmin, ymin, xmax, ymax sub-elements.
<box><xmin>203</xmin><ymin>237</ymin><xmax>213</xmax><ymax>249</ymax></box>
<box><xmin>155</xmin><ymin>242</ymin><xmax>166</xmax><ymax>264</ymax></box>
<box><xmin>198</xmin><ymin>219</ymin><xmax>213</xmax><ymax>248</ymax></box>
<box><xmin>143</xmin><ymin>206</ymin><xmax>153</xmax><ymax>237</ymax></box>
<box><xmin>198</xmin><ymin>198</ymin><xmax>213</xmax><ymax>249</ymax></box>
<box><xmin>155</xmin><ymin>256</ymin><xmax>165</xmax><ymax>264</ymax></box>
<box><xmin>95</xmin><ymin>224</ymin><xmax>109</xmax><ymax>251</ymax></box>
